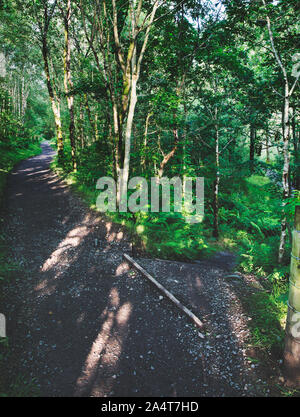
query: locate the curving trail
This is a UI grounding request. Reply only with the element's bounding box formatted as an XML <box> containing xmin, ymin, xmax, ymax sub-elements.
<box><xmin>1</xmin><ymin>141</ymin><xmax>268</xmax><ymax>397</ymax></box>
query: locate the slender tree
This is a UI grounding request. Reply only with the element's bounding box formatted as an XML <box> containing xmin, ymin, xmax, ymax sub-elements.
<box><xmin>262</xmin><ymin>0</ymin><xmax>300</xmax><ymax>263</ymax></box>
<box><xmin>59</xmin><ymin>0</ymin><xmax>76</xmax><ymax>170</ymax></box>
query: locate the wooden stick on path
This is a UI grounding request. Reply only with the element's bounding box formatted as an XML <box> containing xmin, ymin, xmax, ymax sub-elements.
<box><xmin>123</xmin><ymin>254</ymin><xmax>205</xmax><ymax>336</ymax></box>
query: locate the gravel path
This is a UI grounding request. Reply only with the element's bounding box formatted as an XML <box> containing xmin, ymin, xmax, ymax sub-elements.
<box><xmin>1</xmin><ymin>141</ymin><xmax>270</xmax><ymax>397</ymax></box>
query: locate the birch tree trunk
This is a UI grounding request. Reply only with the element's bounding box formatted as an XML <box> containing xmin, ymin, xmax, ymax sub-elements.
<box><xmin>213</xmin><ymin>112</ymin><xmax>220</xmax><ymax>239</ymax></box>
<box><xmin>292</xmin><ymin>106</ymin><xmax>299</xmax><ymax>190</ymax></box>
<box><xmin>142</xmin><ymin>111</ymin><xmax>152</xmax><ymax>172</ymax></box>
<box><xmin>278</xmin><ymin>83</ymin><xmax>291</xmax><ymax>263</ymax></box>
<box><xmin>80</xmin><ymin>0</ymin><xmax>160</xmax><ymax>203</ymax></box>
<box><xmin>120</xmin><ymin>75</ymin><xmax>138</xmax><ymax>200</ymax></box>
<box><xmin>262</xmin><ymin>0</ymin><xmax>294</xmax><ymax>263</ymax></box>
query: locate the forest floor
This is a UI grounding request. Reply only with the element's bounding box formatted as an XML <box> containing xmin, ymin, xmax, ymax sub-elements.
<box><xmin>1</xmin><ymin>141</ymin><xmax>287</xmax><ymax>397</ymax></box>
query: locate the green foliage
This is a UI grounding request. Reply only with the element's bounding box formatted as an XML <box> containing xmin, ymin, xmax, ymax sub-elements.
<box><xmin>216</xmin><ymin>174</ymin><xmax>285</xmax><ymax>275</ymax></box>
<box><xmin>243</xmin><ymin>264</ymin><xmax>289</xmax><ymax>353</ymax></box>
<box><xmin>285</xmin><ymin>191</ymin><xmax>300</xmax><ymax>219</ymax></box>
<box><xmin>132</xmin><ymin>212</ymin><xmax>210</xmax><ymax>260</ymax></box>
<box><xmin>53</xmin><ymin>158</ymin><xmax>211</xmax><ymax>261</ymax></box>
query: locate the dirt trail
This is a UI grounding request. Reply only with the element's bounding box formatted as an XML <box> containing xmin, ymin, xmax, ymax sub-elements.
<box><xmin>1</xmin><ymin>141</ymin><xmax>270</xmax><ymax>397</ymax></box>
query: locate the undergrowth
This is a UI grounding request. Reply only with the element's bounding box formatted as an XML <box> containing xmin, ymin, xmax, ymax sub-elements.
<box><xmin>0</xmin><ymin>139</ymin><xmax>41</xmax><ymax>397</ymax></box>
<box><xmin>52</xmin><ymin>140</ymin><xmax>298</xmax><ymax>384</ymax></box>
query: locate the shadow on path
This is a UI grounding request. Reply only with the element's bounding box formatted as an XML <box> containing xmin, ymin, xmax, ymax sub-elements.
<box><xmin>1</xmin><ymin>141</ymin><xmax>267</xmax><ymax>396</ymax></box>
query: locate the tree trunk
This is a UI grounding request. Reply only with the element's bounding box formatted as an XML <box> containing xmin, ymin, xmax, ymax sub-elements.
<box><xmin>157</xmin><ymin>127</ymin><xmax>178</xmax><ymax>178</ymax></box>
<box><xmin>278</xmin><ymin>83</ymin><xmax>291</xmax><ymax>264</ymax></box>
<box><xmin>142</xmin><ymin>111</ymin><xmax>152</xmax><ymax>172</ymax></box>
<box><xmin>266</xmin><ymin>127</ymin><xmax>270</xmax><ymax>163</ymax></box>
<box><xmin>94</xmin><ymin>114</ymin><xmax>99</xmax><ymax>143</ymax></box>
<box><xmin>42</xmin><ymin>37</ymin><xmax>64</xmax><ymax>161</ymax></box>
<box><xmin>120</xmin><ymin>75</ymin><xmax>138</xmax><ymax>201</ymax></box>
<box><xmin>262</xmin><ymin>0</ymin><xmax>293</xmax><ymax>264</ymax></box>
<box><xmin>79</xmin><ymin>98</ymin><xmax>84</xmax><ymax>148</ymax></box>
<box><xmin>250</xmin><ymin>124</ymin><xmax>256</xmax><ymax>171</ymax></box>
<box><xmin>292</xmin><ymin>106</ymin><xmax>299</xmax><ymax>189</ymax></box>
<box><xmin>63</xmin><ymin>0</ymin><xmax>76</xmax><ymax>171</ymax></box>
<box><xmin>213</xmin><ymin>118</ymin><xmax>220</xmax><ymax>239</ymax></box>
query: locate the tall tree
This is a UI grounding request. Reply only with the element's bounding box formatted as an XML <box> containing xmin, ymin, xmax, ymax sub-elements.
<box><xmin>33</xmin><ymin>0</ymin><xmax>65</xmax><ymax>162</ymax></box>
<box><xmin>59</xmin><ymin>0</ymin><xmax>76</xmax><ymax>170</ymax></box>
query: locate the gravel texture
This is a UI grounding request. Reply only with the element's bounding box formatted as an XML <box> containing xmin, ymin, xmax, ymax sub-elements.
<box><xmin>1</xmin><ymin>141</ymin><xmax>273</xmax><ymax>397</ymax></box>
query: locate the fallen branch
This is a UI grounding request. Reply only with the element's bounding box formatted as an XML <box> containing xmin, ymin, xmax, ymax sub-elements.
<box><xmin>123</xmin><ymin>254</ymin><xmax>205</xmax><ymax>336</ymax></box>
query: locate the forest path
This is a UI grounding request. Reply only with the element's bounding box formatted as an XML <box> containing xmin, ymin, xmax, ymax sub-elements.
<box><xmin>2</xmin><ymin>141</ymin><xmax>268</xmax><ymax>397</ymax></box>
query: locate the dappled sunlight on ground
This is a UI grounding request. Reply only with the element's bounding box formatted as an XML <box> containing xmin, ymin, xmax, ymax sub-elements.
<box><xmin>34</xmin><ymin>215</ymin><xmax>99</xmax><ymax>296</ymax></box>
<box><xmin>75</xmin><ymin>287</ymin><xmax>132</xmax><ymax>397</ymax></box>
<box><xmin>195</xmin><ymin>276</ymin><xmax>204</xmax><ymax>290</ymax></box>
<box><xmin>115</xmin><ymin>262</ymin><xmax>130</xmax><ymax>277</ymax></box>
